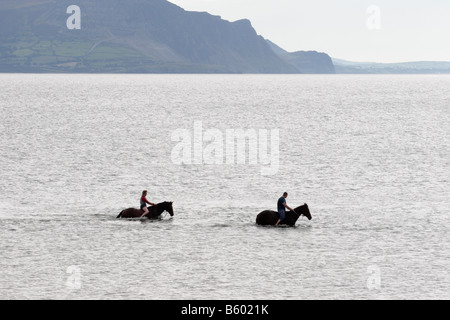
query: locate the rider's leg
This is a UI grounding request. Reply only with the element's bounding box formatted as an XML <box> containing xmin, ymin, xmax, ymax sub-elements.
<box><xmin>141</xmin><ymin>207</ymin><xmax>149</xmax><ymax>218</ymax></box>
<box><xmin>276</xmin><ymin>209</ymin><xmax>285</xmax><ymax>226</ymax></box>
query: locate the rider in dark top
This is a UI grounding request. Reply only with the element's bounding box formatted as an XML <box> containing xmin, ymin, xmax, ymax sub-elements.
<box><xmin>276</xmin><ymin>192</ymin><xmax>295</xmax><ymax>226</ymax></box>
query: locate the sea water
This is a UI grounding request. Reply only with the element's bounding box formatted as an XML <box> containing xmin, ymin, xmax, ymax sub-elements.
<box><xmin>0</xmin><ymin>74</ymin><xmax>449</xmax><ymax>299</ymax></box>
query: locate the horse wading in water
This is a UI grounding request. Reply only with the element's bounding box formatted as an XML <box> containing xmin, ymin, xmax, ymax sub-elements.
<box><xmin>117</xmin><ymin>202</ymin><xmax>174</xmax><ymax>219</ymax></box>
<box><xmin>256</xmin><ymin>204</ymin><xmax>312</xmax><ymax>226</ymax></box>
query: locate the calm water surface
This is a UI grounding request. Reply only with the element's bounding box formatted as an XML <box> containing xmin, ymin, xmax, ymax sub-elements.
<box><xmin>0</xmin><ymin>74</ymin><xmax>449</xmax><ymax>299</ymax></box>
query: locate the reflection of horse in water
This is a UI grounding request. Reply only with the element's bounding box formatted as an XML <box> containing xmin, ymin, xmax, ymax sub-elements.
<box><xmin>117</xmin><ymin>202</ymin><xmax>174</xmax><ymax>219</ymax></box>
<box><xmin>256</xmin><ymin>204</ymin><xmax>312</xmax><ymax>226</ymax></box>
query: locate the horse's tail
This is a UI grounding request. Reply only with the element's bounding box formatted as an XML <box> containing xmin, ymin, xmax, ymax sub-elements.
<box><xmin>116</xmin><ymin>210</ymin><xmax>123</xmax><ymax>219</ymax></box>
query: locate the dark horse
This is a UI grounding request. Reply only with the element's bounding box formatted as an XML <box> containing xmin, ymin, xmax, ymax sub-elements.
<box><xmin>256</xmin><ymin>204</ymin><xmax>312</xmax><ymax>226</ymax></box>
<box><xmin>117</xmin><ymin>202</ymin><xmax>174</xmax><ymax>219</ymax></box>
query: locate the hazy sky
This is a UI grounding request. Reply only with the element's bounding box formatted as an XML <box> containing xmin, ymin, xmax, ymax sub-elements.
<box><xmin>169</xmin><ymin>0</ymin><xmax>450</xmax><ymax>63</ymax></box>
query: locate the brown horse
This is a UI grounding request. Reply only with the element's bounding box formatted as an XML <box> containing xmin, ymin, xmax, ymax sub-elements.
<box><xmin>117</xmin><ymin>202</ymin><xmax>174</xmax><ymax>219</ymax></box>
<box><xmin>256</xmin><ymin>204</ymin><xmax>312</xmax><ymax>226</ymax></box>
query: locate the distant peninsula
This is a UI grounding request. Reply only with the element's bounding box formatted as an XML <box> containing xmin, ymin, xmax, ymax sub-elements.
<box><xmin>332</xmin><ymin>58</ymin><xmax>450</xmax><ymax>74</ymax></box>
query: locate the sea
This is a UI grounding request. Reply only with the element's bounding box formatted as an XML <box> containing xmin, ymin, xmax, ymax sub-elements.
<box><xmin>0</xmin><ymin>74</ymin><xmax>449</xmax><ymax>300</ymax></box>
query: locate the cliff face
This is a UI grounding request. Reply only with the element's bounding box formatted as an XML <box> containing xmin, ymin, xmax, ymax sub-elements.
<box><xmin>283</xmin><ymin>51</ymin><xmax>336</xmax><ymax>74</ymax></box>
<box><xmin>0</xmin><ymin>0</ymin><xmax>297</xmax><ymax>73</ymax></box>
<box><xmin>266</xmin><ymin>40</ymin><xmax>336</xmax><ymax>74</ymax></box>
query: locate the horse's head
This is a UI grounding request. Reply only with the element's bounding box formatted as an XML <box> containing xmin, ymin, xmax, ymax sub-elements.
<box><xmin>164</xmin><ymin>201</ymin><xmax>174</xmax><ymax>217</ymax></box>
<box><xmin>303</xmin><ymin>203</ymin><xmax>312</xmax><ymax>220</ymax></box>
<box><xmin>294</xmin><ymin>203</ymin><xmax>312</xmax><ymax>221</ymax></box>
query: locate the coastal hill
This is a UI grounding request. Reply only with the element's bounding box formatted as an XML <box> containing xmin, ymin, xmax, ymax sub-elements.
<box><xmin>266</xmin><ymin>40</ymin><xmax>335</xmax><ymax>74</ymax></box>
<box><xmin>0</xmin><ymin>0</ymin><xmax>332</xmax><ymax>73</ymax></box>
